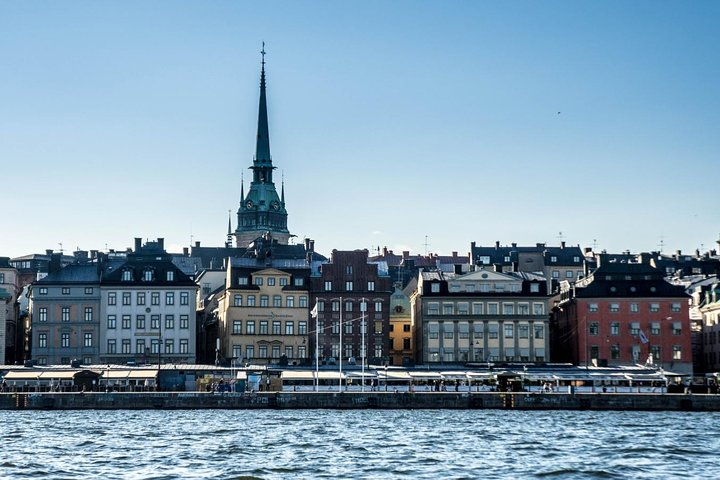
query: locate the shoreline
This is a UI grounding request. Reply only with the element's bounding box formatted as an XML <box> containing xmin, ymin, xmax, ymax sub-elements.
<box><xmin>2</xmin><ymin>391</ymin><xmax>719</xmax><ymax>411</ymax></box>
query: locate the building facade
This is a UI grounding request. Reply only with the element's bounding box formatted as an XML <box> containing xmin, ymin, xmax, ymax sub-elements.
<box><xmin>699</xmin><ymin>281</ymin><xmax>720</xmax><ymax>371</ymax></box>
<box><xmin>310</xmin><ymin>250</ymin><xmax>392</xmax><ymax>366</ymax></box>
<box><xmin>388</xmin><ymin>284</ymin><xmax>413</xmax><ymax>366</ymax></box>
<box><xmin>411</xmin><ymin>268</ymin><xmax>551</xmax><ymax>365</ymax></box>
<box><xmin>553</xmin><ymin>257</ymin><xmax>692</xmax><ymax>373</ymax></box>
<box><xmin>99</xmin><ymin>238</ymin><xmax>198</xmax><ymax>365</ymax></box>
<box><xmin>0</xmin><ymin>258</ymin><xmax>22</xmax><ymax>364</ymax></box>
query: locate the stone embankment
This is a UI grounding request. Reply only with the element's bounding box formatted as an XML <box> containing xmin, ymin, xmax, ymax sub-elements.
<box><xmin>2</xmin><ymin>391</ymin><xmax>719</xmax><ymax>411</ymax></box>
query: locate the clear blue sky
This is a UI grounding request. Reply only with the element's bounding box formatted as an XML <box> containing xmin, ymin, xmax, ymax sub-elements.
<box><xmin>2</xmin><ymin>1</ymin><xmax>719</xmax><ymax>260</ymax></box>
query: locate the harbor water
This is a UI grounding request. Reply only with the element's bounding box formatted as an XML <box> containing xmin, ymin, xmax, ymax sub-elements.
<box><xmin>1</xmin><ymin>409</ymin><xmax>718</xmax><ymax>479</ymax></box>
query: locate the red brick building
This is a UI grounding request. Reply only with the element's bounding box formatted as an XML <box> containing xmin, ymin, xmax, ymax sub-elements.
<box><xmin>552</xmin><ymin>256</ymin><xmax>692</xmax><ymax>374</ymax></box>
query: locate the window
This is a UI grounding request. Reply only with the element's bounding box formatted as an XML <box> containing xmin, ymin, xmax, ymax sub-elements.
<box><xmin>565</xmin><ymin>271</ymin><xmax>574</xmax><ymax>278</ymax></box>
<box><xmin>122</xmin><ymin>339</ymin><xmax>131</xmax><ymax>354</ymax></box>
<box><xmin>443</xmin><ymin>304</ymin><xmax>454</xmax><ymax>315</ymax></box>
<box><xmin>345</xmin><ymin>265</ymin><xmax>353</xmax><ymax>275</ymax></box>
<box><xmin>233</xmin><ymin>295</ymin><xmax>243</xmax><ymax>307</ymax></box>
<box><xmin>246</xmin><ymin>321</ymin><xmax>255</xmax><ymax>335</ymax></box>
<box><xmin>344</xmin><ymin>301</ymin><xmax>352</xmax><ymax>312</ymax></box>
<box><xmin>589</xmin><ymin>303</ymin><xmax>598</xmax><ymax>313</ymax></box>
<box><xmin>267</xmin><ymin>277</ymin><xmax>275</xmax><ymax>286</ymax></box>
<box><xmin>254</xmin><ymin>277</ymin><xmax>263</xmax><ymax>286</ymax></box>
<box><xmin>259</xmin><ymin>345</ymin><xmax>268</xmax><ymax>358</ymax></box>
<box><xmin>260</xmin><ymin>295</ymin><xmax>269</xmax><ymax>307</ymax></box>
<box><xmin>165</xmin><ymin>315</ymin><xmax>174</xmax><ymax>329</ymax></box>
<box><xmin>151</xmin><ymin>292</ymin><xmax>160</xmax><ymax>305</ymax></box>
<box><xmin>61</xmin><ymin>333</ymin><xmax>70</xmax><ymax>348</ymax></box>
<box><xmin>345</xmin><ymin>320</ymin><xmax>352</xmax><ymax>335</ymax></box>
<box><xmin>672</xmin><ymin>345</ymin><xmax>682</xmax><ymax>360</ymax></box>
<box><xmin>324</xmin><ymin>281</ymin><xmax>332</xmax><ymax>291</ymax></box>
<box><xmin>300</xmin><ymin>296</ymin><xmax>308</xmax><ymax>308</ymax></box>
<box><xmin>180</xmin><ymin>339</ymin><xmax>189</xmax><ymax>354</ymax></box>
<box><xmin>375</xmin><ymin>321</ymin><xmax>383</xmax><ymax>334</ymax></box>
<box><xmin>472</xmin><ymin>303</ymin><xmax>484</xmax><ymax>315</ymax></box>
<box><xmin>298</xmin><ymin>345</ymin><xmax>306</xmax><ymax>358</ymax></box>
<box><xmin>534</xmin><ymin>325</ymin><xmax>544</xmax><ymax>339</ymax></box>
<box><xmin>517</xmin><ymin>303</ymin><xmax>529</xmax><ymax>315</ymax></box>
<box><xmin>630</xmin><ymin>322</ymin><xmax>640</xmax><ymax>335</ymax></box>
<box><xmin>246</xmin><ymin>345</ymin><xmax>254</xmax><ymax>359</ymax></box>
<box><xmin>143</xmin><ymin>269</ymin><xmax>153</xmax><ymax>282</ymax></box>
<box><xmin>232</xmin><ymin>320</ymin><xmax>242</xmax><ymax>335</ymax></box>
<box><xmin>260</xmin><ymin>321</ymin><xmax>268</xmax><ymax>335</ymax></box>
<box><xmin>368</xmin><ymin>281</ymin><xmax>375</xmax><ymax>291</ymax></box>
<box><xmin>137</xmin><ymin>315</ymin><xmax>146</xmax><ymax>329</ymax></box>
<box><xmin>39</xmin><ymin>307</ymin><xmax>48</xmax><ymax>322</ymax></box>
<box><xmin>247</xmin><ymin>296</ymin><xmax>256</xmax><ymax>307</ymax></box>
<box><xmin>487</xmin><ymin>303</ymin><xmax>498</xmax><ymax>315</ymax></box>
<box><xmin>610</xmin><ymin>303</ymin><xmax>620</xmax><ymax>313</ymax></box>
<box><xmin>180</xmin><ymin>292</ymin><xmax>189</xmax><ymax>305</ymax></box>
<box><xmin>431</xmin><ymin>283</ymin><xmax>440</xmax><ymax>293</ymax></box>
<box><xmin>120</xmin><ymin>292</ymin><xmax>130</xmax><ymax>305</ymax></box>
<box><xmin>285</xmin><ymin>346</ymin><xmax>293</xmax><ymax>359</ymax></box>
<box><xmin>61</xmin><ymin>307</ymin><xmax>70</xmax><ymax>322</ymax></box>
<box><xmin>107</xmin><ymin>315</ymin><xmax>117</xmax><ymax>329</ymax></box>
<box><xmin>107</xmin><ymin>339</ymin><xmax>116</xmax><ymax>354</ymax></box>
<box><xmin>610</xmin><ymin>344</ymin><xmax>620</xmax><ymax>359</ymax></box>
<box><xmin>465</xmin><ymin>284</ymin><xmax>475</xmax><ymax>293</ymax></box>
<box><xmin>279</xmin><ymin>277</ymin><xmax>288</xmax><ymax>286</ymax></box>
<box><xmin>122</xmin><ymin>315</ymin><xmax>131</xmax><ymax>329</ymax></box>
<box><xmin>285</xmin><ymin>321</ymin><xmax>294</xmax><ymax>335</ymax></box>
<box><xmin>428</xmin><ymin>302</ymin><xmax>439</xmax><ymax>315</ymax></box>
<box><xmin>180</xmin><ymin>315</ymin><xmax>189</xmax><ymax>329</ymax></box>
<box><xmin>651</xmin><ymin>322</ymin><xmax>660</xmax><ymax>335</ymax></box>
<box><xmin>166</xmin><ymin>271</ymin><xmax>174</xmax><ymax>282</ymax></box>
<box><xmin>504</xmin><ymin>324</ymin><xmax>514</xmax><ymax>338</ymax></box>
<box><xmin>108</xmin><ymin>292</ymin><xmax>117</xmax><ymax>305</ymax></box>
<box><xmin>136</xmin><ymin>339</ymin><xmax>145</xmax><ymax>354</ymax></box>
<box><xmin>286</xmin><ymin>296</ymin><xmax>295</xmax><ymax>308</ymax></box>
<box><xmin>533</xmin><ymin>303</ymin><xmax>544</xmax><ymax>315</ymax></box>
<box><xmin>137</xmin><ymin>292</ymin><xmax>146</xmax><ymax>305</ymax></box>
<box><xmin>502</xmin><ymin>303</ymin><xmax>514</xmax><ymax>315</ymax></box>
<box><xmin>518</xmin><ymin>324</ymin><xmax>529</xmax><ymax>338</ymax></box>
<box><xmin>449</xmin><ymin>284</ymin><xmax>460</xmax><ymax>293</ymax></box>
<box><xmin>589</xmin><ymin>322</ymin><xmax>599</xmax><ymax>336</ymax></box>
<box><xmin>457</xmin><ymin>302</ymin><xmax>469</xmax><ymax>315</ymax></box>
<box><xmin>550</xmin><ymin>256</ymin><xmax>558</xmax><ymax>263</ymax></box>
<box><xmin>272</xmin><ymin>321</ymin><xmax>281</xmax><ymax>335</ymax></box>
<box><xmin>85</xmin><ymin>287</ymin><xmax>93</xmax><ymax>295</ymax></box>
<box><xmin>552</xmin><ymin>271</ymin><xmax>560</xmax><ymax>279</ymax></box>
<box><xmin>165</xmin><ymin>340</ymin><xmax>174</xmax><ymax>354</ymax></box>
<box><xmin>151</xmin><ymin>340</ymin><xmax>160</xmax><ymax>354</ymax></box>
<box><xmin>166</xmin><ymin>292</ymin><xmax>175</xmax><ymax>305</ymax></box>
<box><xmin>122</xmin><ymin>270</ymin><xmax>132</xmax><ymax>282</ymax></box>
<box><xmin>62</xmin><ymin>287</ymin><xmax>70</xmax><ymax>295</ymax></box>
<box><xmin>630</xmin><ymin>303</ymin><xmax>639</xmax><ymax>313</ymax></box>
<box><xmin>375</xmin><ymin>344</ymin><xmax>383</xmax><ymax>358</ymax></box>
<box><xmin>375</xmin><ymin>302</ymin><xmax>382</xmax><ymax>312</ymax></box>
<box><xmin>672</xmin><ymin>322</ymin><xmax>682</xmax><ymax>336</ymax></box>
<box><xmin>273</xmin><ymin>295</ymin><xmax>282</xmax><ymax>307</ymax></box>
<box><xmin>650</xmin><ymin>303</ymin><xmax>660</xmax><ymax>313</ymax></box>
<box><xmin>238</xmin><ymin>277</ymin><xmax>249</xmax><ymax>285</ymax></box>
<box><xmin>39</xmin><ymin>287</ymin><xmax>48</xmax><ymax>295</ymax></box>
<box><xmin>611</xmin><ymin>322</ymin><xmax>620</xmax><ymax>336</ymax></box>
<box><xmin>346</xmin><ymin>281</ymin><xmax>353</xmax><ymax>292</ymax></box>
<box><xmin>671</xmin><ymin>303</ymin><xmax>681</xmax><ymax>313</ymax></box>
<box><xmin>488</xmin><ymin>324</ymin><xmax>499</xmax><ymax>339</ymax></box>
<box><xmin>38</xmin><ymin>333</ymin><xmax>47</xmax><ymax>348</ymax></box>
<box><xmin>84</xmin><ymin>332</ymin><xmax>93</xmax><ymax>347</ymax></box>
<box><xmin>151</xmin><ymin>315</ymin><xmax>160</xmax><ymax>329</ymax></box>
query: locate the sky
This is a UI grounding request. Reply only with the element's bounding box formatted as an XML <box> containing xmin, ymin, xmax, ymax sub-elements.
<box><xmin>1</xmin><ymin>1</ymin><xmax>719</xmax><ymax>260</ymax></box>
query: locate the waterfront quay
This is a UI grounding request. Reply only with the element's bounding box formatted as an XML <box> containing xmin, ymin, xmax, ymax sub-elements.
<box><xmin>3</xmin><ymin>390</ymin><xmax>720</xmax><ymax>411</ymax></box>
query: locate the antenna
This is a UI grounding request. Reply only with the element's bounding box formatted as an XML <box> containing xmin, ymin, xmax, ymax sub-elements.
<box><xmin>658</xmin><ymin>235</ymin><xmax>665</xmax><ymax>253</ymax></box>
<box><xmin>592</xmin><ymin>239</ymin><xmax>598</xmax><ymax>251</ymax></box>
<box><xmin>556</xmin><ymin>231</ymin><xmax>565</xmax><ymax>242</ymax></box>
<box><xmin>424</xmin><ymin>235</ymin><xmax>430</xmax><ymax>256</ymax></box>
<box><xmin>58</xmin><ymin>242</ymin><xmax>63</xmax><ymax>253</ymax></box>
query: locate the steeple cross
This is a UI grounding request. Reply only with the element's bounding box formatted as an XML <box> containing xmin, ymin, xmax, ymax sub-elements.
<box><xmin>261</xmin><ymin>42</ymin><xmax>266</xmax><ymax>67</ymax></box>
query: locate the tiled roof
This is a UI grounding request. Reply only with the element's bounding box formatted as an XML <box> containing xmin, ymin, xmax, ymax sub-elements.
<box><xmin>35</xmin><ymin>264</ymin><xmax>100</xmax><ymax>284</ymax></box>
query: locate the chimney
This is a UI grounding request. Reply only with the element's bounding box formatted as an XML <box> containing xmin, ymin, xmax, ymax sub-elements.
<box><xmin>584</xmin><ymin>247</ymin><xmax>592</xmax><ymax>254</ymax></box>
<box><xmin>46</xmin><ymin>249</ymin><xmax>53</xmax><ymax>256</ymax></box>
<box><xmin>536</xmin><ymin>243</ymin><xmax>545</xmax><ymax>248</ymax></box>
<box><xmin>195</xmin><ymin>241</ymin><xmax>201</xmax><ymax>248</ymax></box>
<box><xmin>676</xmin><ymin>249</ymin><xmax>682</xmax><ymax>259</ymax></box>
<box><xmin>561</xmin><ymin>241</ymin><xmax>566</xmax><ymax>249</ymax></box>
<box><xmin>309</xmin><ymin>240</ymin><xmax>315</xmax><ymax>251</ymax></box>
<box><xmin>493</xmin><ymin>263</ymin><xmax>502</xmax><ymax>272</ymax></box>
<box><xmin>511</xmin><ymin>243</ymin><xmax>517</xmax><ymax>249</ymax></box>
<box><xmin>403</xmin><ymin>251</ymin><xmax>410</xmax><ymax>259</ymax></box>
<box><xmin>597</xmin><ymin>253</ymin><xmax>608</xmax><ymax>268</ymax></box>
<box><xmin>158</xmin><ymin>238</ymin><xmax>165</xmax><ymax>251</ymax></box>
<box><xmin>470</xmin><ymin>241</ymin><xmax>476</xmax><ymax>250</ymax></box>
<box><xmin>495</xmin><ymin>241</ymin><xmax>500</xmax><ymax>249</ymax></box>
<box><xmin>183</xmin><ymin>247</ymin><xmax>189</xmax><ymax>256</ymax></box>
<box><xmin>452</xmin><ymin>251</ymin><xmax>458</xmax><ymax>258</ymax></box>
<box><xmin>304</xmin><ymin>238</ymin><xmax>310</xmax><ymax>250</ymax></box>
<box><xmin>134</xmin><ymin>238</ymin><xmax>142</xmax><ymax>252</ymax></box>
<box><xmin>90</xmin><ymin>250</ymin><xmax>97</xmax><ymax>260</ymax></box>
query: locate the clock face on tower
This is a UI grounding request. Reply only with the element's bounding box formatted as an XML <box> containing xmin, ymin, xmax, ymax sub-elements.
<box><xmin>271</xmin><ymin>201</ymin><xmax>280</xmax><ymax>210</ymax></box>
<box><xmin>246</xmin><ymin>200</ymin><xmax>254</xmax><ymax>209</ymax></box>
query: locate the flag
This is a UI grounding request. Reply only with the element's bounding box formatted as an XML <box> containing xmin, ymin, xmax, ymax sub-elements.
<box><xmin>639</xmin><ymin>330</ymin><xmax>649</xmax><ymax>344</ymax></box>
<box><xmin>310</xmin><ymin>302</ymin><xmax>318</xmax><ymax>318</ymax></box>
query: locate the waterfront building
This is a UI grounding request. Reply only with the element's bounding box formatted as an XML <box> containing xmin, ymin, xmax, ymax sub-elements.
<box><xmin>699</xmin><ymin>280</ymin><xmax>720</xmax><ymax>372</ymax></box>
<box><xmin>388</xmin><ymin>283</ymin><xmax>414</xmax><ymax>366</ymax></box>
<box><xmin>194</xmin><ymin>268</ymin><xmax>227</xmax><ymax>364</ymax></box>
<box><xmin>470</xmin><ymin>241</ymin><xmax>586</xmax><ymax>289</ymax></box>
<box><xmin>552</xmin><ymin>255</ymin><xmax>693</xmax><ymax>374</ymax></box>
<box><xmin>368</xmin><ymin>247</ymin><xmax>468</xmax><ymax>288</ymax></box>
<box><xmin>234</xmin><ymin>48</ymin><xmax>291</xmax><ymax>248</ymax></box>
<box><xmin>411</xmin><ymin>268</ymin><xmax>551</xmax><ymax>365</ymax></box>
<box><xmin>29</xmin><ymin>261</ymin><xmax>102</xmax><ymax>366</ymax></box>
<box><xmin>99</xmin><ymin>238</ymin><xmax>198</xmax><ymax>365</ymax></box>
<box><xmin>309</xmin><ymin>250</ymin><xmax>392</xmax><ymax>366</ymax></box>
<box><xmin>0</xmin><ymin>258</ymin><xmax>22</xmax><ymax>364</ymax></box>
<box><xmin>217</xmin><ymin>233</ymin><xmax>322</xmax><ymax>366</ymax></box>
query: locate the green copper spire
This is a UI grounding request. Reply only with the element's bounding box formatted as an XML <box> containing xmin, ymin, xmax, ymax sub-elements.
<box><xmin>255</xmin><ymin>42</ymin><xmax>271</xmax><ymax>166</ymax></box>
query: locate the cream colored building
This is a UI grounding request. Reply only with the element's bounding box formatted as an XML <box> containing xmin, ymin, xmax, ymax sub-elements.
<box><xmin>389</xmin><ymin>284</ymin><xmax>413</xmax><ymax>366</ymax></box>
<box><xmin>219</xmin><ymin>263</ymin><xmax>310</xmax><ymax>366</ymax></box>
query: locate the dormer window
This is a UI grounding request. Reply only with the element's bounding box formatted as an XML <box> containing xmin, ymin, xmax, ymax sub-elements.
<box><xmin>166</xmin><ymin>271</ymin><xmax>174</xmax><ymax>282</ymax></box>
<box><xmin>122</xmin><ymin>270</ymin><xmax>133</xmax><ymax>282</ymax></box>
<box><xmin>550</xmin><ymin>256</ymin><xmax>558</xmax><ymax>263</ymax></box>
<box><xmin>143</xmin><ymin>269</ymin><xmax>154</xmax><ymax>282</ymax></box>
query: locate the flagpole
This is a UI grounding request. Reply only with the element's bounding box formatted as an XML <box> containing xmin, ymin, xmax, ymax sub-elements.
<box><xmin>311</xmin><ymin>301</ymin><xmax>319</xmax><ymax>392</ymax></box>
<box><xmin>361</xmin><ymin>297</ymin><xmax>366</xmax><ymax>393</ymax></box>
<box><xmin>339</xmin><ymin>296</ymin><xmax>343</xmax><ymax>393</ymax></box>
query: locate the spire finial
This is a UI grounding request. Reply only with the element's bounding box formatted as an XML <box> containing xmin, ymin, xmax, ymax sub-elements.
<box><xmin>261</xmin><ymin>42</ymin><xmax>266</xmax><ymax>69</ymax></box>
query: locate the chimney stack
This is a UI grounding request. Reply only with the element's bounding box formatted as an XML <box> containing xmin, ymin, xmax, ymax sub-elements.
<box><xmin>134</xmin><ymin>238</ymin><xmax>142</xmax><ymax>252</ymax></box>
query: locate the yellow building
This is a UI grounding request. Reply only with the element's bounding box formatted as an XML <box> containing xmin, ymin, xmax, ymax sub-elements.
<box><xmin>389</xmin><ymin>284</ymin><xmax>414</xmax><ymax>366</ymax></box>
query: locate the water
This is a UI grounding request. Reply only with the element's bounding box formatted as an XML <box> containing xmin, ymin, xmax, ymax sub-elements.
<box><xmin>1</xmin><ymin>410</ymin><xmax>718</xmax><ymax>479</ymax></box>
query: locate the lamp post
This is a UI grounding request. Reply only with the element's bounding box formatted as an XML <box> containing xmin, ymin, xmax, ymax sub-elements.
<box><xmin>361</xmin><ymin>297</ymin><xmax>366</xmax><ymax>393</ymax></box>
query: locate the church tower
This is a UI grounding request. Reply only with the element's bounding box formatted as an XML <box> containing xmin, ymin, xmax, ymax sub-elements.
<box><xmin>235</xmin><ymin>45</ymin><xmax>291</xmax><ymax>247</ymax></box>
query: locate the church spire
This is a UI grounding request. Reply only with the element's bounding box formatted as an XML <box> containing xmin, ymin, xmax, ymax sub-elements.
<box><xmin>281</xmin><ymin>170</ymin><xmax>285</xmax><ymax>204</ymax></box>
<box><xmin>226</xmin><ymin>210</ymin><xmax>233</xmax><ymax>248</ymax></box>
<box><xmin>255</xmin><ymin>42</ymin><xmax>271</xmax><ymax>164</ymax></box>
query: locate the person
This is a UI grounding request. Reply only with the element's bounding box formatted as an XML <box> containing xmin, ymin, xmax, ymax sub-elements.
<box><xmin>1</xmin><ymin>379</ymin><xmax>7</xmax><ymax>392</ymax></box>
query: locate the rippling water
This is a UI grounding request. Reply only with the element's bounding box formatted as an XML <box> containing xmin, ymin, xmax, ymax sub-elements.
<box><xmin>2</xmin><ymin>409</ymin><xmax>718</xmax><ymax>479</ymax></box>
